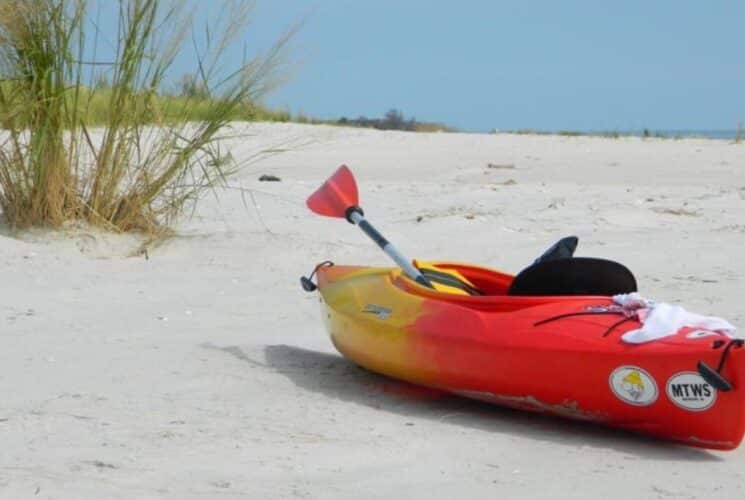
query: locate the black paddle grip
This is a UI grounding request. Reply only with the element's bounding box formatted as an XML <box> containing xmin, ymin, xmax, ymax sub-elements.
<box><xmin>358</xmin><ymin>219</ymin><xmax>389</xmax><ymax>249</ymax></box>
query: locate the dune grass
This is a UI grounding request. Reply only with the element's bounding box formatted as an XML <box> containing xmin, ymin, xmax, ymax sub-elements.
<box><xmin>77</xmin><ymin>86</ymin><xmax>296</xmax><ymax>125</ymax></box>
<box><xmin>0</xmin><ymin>0</ymin><xmax>293</xmax><ymax>234</ymax></box>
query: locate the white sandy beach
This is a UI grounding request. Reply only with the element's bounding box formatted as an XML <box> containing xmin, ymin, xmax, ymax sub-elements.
<box><xmin>1</xmin><ymin>122</ymin><xmax>744</xmax><ymax>499</ymax></box>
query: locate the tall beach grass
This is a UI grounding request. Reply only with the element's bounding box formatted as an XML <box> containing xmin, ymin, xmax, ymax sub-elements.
<box><xmin>0</xmin><ymin>0</ymin><xmax>293</xmax><ymax>234</ymax></box>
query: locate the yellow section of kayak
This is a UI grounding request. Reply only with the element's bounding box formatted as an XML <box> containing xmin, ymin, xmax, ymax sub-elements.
<box><xmin>318</xmin><ymin>266</ymin><xmax>430</xmax><ymax>382</ymax></box>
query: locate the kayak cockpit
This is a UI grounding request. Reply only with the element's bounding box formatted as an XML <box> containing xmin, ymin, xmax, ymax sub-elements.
<box><xmin>409</xmin><ymin>258</ymin><xmax>636</xmax><ymax>297</ymax></box>
<box><xmin>409</xmin><ymin>234</ymin><xmax>636</xmax><ymax>298</ymax></box>
<box><xmin>393</xmin><ymin>259</ymin><xmax>638</xmax><ymax>313</ymax></box>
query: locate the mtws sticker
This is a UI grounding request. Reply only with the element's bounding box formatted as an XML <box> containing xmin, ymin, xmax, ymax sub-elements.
<box><xmin>666</xmin><ymin>372</ymin><xmax>717</xmax><ymax>411</ymax></box>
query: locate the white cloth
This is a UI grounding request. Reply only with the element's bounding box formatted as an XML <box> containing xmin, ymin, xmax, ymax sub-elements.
<box><xmin>612</xmin><ymin>293</ymin><xmax>738</xmax><ymax>344</ymax></box>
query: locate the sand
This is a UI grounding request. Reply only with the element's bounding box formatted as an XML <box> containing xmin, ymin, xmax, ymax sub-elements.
<box><xmin>1</xmin><ymin>123</ymin><xmax>744</xmax><ymax>499</ymax></box>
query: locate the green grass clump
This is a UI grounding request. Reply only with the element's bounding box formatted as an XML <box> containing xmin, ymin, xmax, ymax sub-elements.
<box><xmin>78</xmin><ymin>88</ymin><xmax>295</xmax><ymax>126</ymax></box>
<box><xmin>0</xmin><ymin>0</ymin><xmax>293</xmax><ymax>234</ymax></box>
<box><xmin>413</xmin><ymin>121</ymin><xmax>452</xmax><ymax>133</ymax></box>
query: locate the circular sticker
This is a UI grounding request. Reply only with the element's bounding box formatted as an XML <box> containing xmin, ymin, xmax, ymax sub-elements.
<box><xmin>666</xmin><ymin>371</ymin><xmax>717</xmax><ymax>411</ymax></box>
<box><xmin>609</xmin><ymin>366</ymin><xmax>658</xmax><ymax>406</ymax></box>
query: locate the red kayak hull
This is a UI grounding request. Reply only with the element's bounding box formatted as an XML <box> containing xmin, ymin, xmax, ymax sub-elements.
<box><xmin>316</xmin><ymin>263</ymin><xmax>745</xmax><ymax>450</ymax></box>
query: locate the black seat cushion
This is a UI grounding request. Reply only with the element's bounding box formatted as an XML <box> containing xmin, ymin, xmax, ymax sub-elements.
<box><xmin>507</xmin><ymin>257</ymin><xmax>637</xmax><ymax>296</ymax></box>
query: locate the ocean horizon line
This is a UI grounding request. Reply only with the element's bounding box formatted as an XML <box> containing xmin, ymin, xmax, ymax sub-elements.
<box><xmin>486</xmin><ymin>128</ymin><xmax>742</xmax><ymax>140</ymax></box>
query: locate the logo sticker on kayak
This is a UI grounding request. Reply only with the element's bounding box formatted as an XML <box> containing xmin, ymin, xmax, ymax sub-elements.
<box><xmin>362</xmin><ymin>304</ymin><xmax>392</xmax><ymax>320</ymax></box>
<box><xmin>609</xmin><ymin>366</ymin><xmax>658</xmax><ymax>406</ymax></box>
<box><xmin>666</xmin><ymin>372</ymin><xmax>716</xmax><ymax>411</ymax></box>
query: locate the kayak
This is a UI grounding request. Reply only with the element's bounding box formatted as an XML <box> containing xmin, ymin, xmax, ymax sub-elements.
<box><xmin>302</xmin><ymin>166</ymin><xmax>744</xmax><ymax>450</ymax></box>
<box><xmin>312</xmin><ymin>261</ymin><xmax>744</xmax><ymax>450</ymax></box>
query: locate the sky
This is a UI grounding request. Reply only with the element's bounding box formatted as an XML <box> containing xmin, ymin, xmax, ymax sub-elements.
<box><xmin>95</xmin><ymin>1</ymin><xmax>745</xmax><ymax>133</ymax></box>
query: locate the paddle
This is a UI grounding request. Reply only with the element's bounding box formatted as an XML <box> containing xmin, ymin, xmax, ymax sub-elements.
<box><xmin>306</xmin><ymin>165</ymin><xmax>433</xmax><ymax>288</ymax></box>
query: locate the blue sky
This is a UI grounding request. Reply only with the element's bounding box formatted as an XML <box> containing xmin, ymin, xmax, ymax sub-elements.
<box><xmin>96</xmin><ymin>1</ymin><xmax>745</xmax><ymax>132</ymax></box>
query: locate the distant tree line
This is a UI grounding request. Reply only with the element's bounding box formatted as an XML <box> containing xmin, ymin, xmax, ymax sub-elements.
<box><xmin>338</xmin><ymin>109</ymin><xmax>419</xmax><ymax>131</ymax></box>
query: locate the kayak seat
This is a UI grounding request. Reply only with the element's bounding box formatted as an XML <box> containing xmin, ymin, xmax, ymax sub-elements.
<box><xmin>533</xmin><ymin>236</ymin><xmax>579</xmax><ymax>264</ymax></box>
<box><xmin>507</xmin><ymin>257</ymin><xmax>637</xmax><ymax>296</ymax></box>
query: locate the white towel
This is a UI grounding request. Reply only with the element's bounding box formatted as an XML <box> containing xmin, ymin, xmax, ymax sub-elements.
<box><xmin>612</xmin><ymin>293</ymin><xmax>738</xmax><ymax>344</ymax></box>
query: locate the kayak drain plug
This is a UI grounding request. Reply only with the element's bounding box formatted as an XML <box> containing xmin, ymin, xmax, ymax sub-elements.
<box><xmin>300</xmin><ymin>261</ymin><xmax>334</xmax><ymax>292</ymax></box>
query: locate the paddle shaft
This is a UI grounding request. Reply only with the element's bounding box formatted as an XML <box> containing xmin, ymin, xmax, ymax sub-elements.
<box><xmin>348</xmin><ymin>210</ymin><xmax>432</xmax><ymax>288</ymax></box>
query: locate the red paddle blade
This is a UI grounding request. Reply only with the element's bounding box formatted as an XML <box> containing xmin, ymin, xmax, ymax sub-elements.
<box><xmin>306</xmin><ymin>165</ymin><xmax>359</xmax><ymax>218</ymax></box>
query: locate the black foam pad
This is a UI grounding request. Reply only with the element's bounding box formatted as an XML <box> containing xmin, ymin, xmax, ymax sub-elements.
<box><xmin>507</xmin><ymin>257</ymin><xmax>637</xmax><ymax>296</ymax></box>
